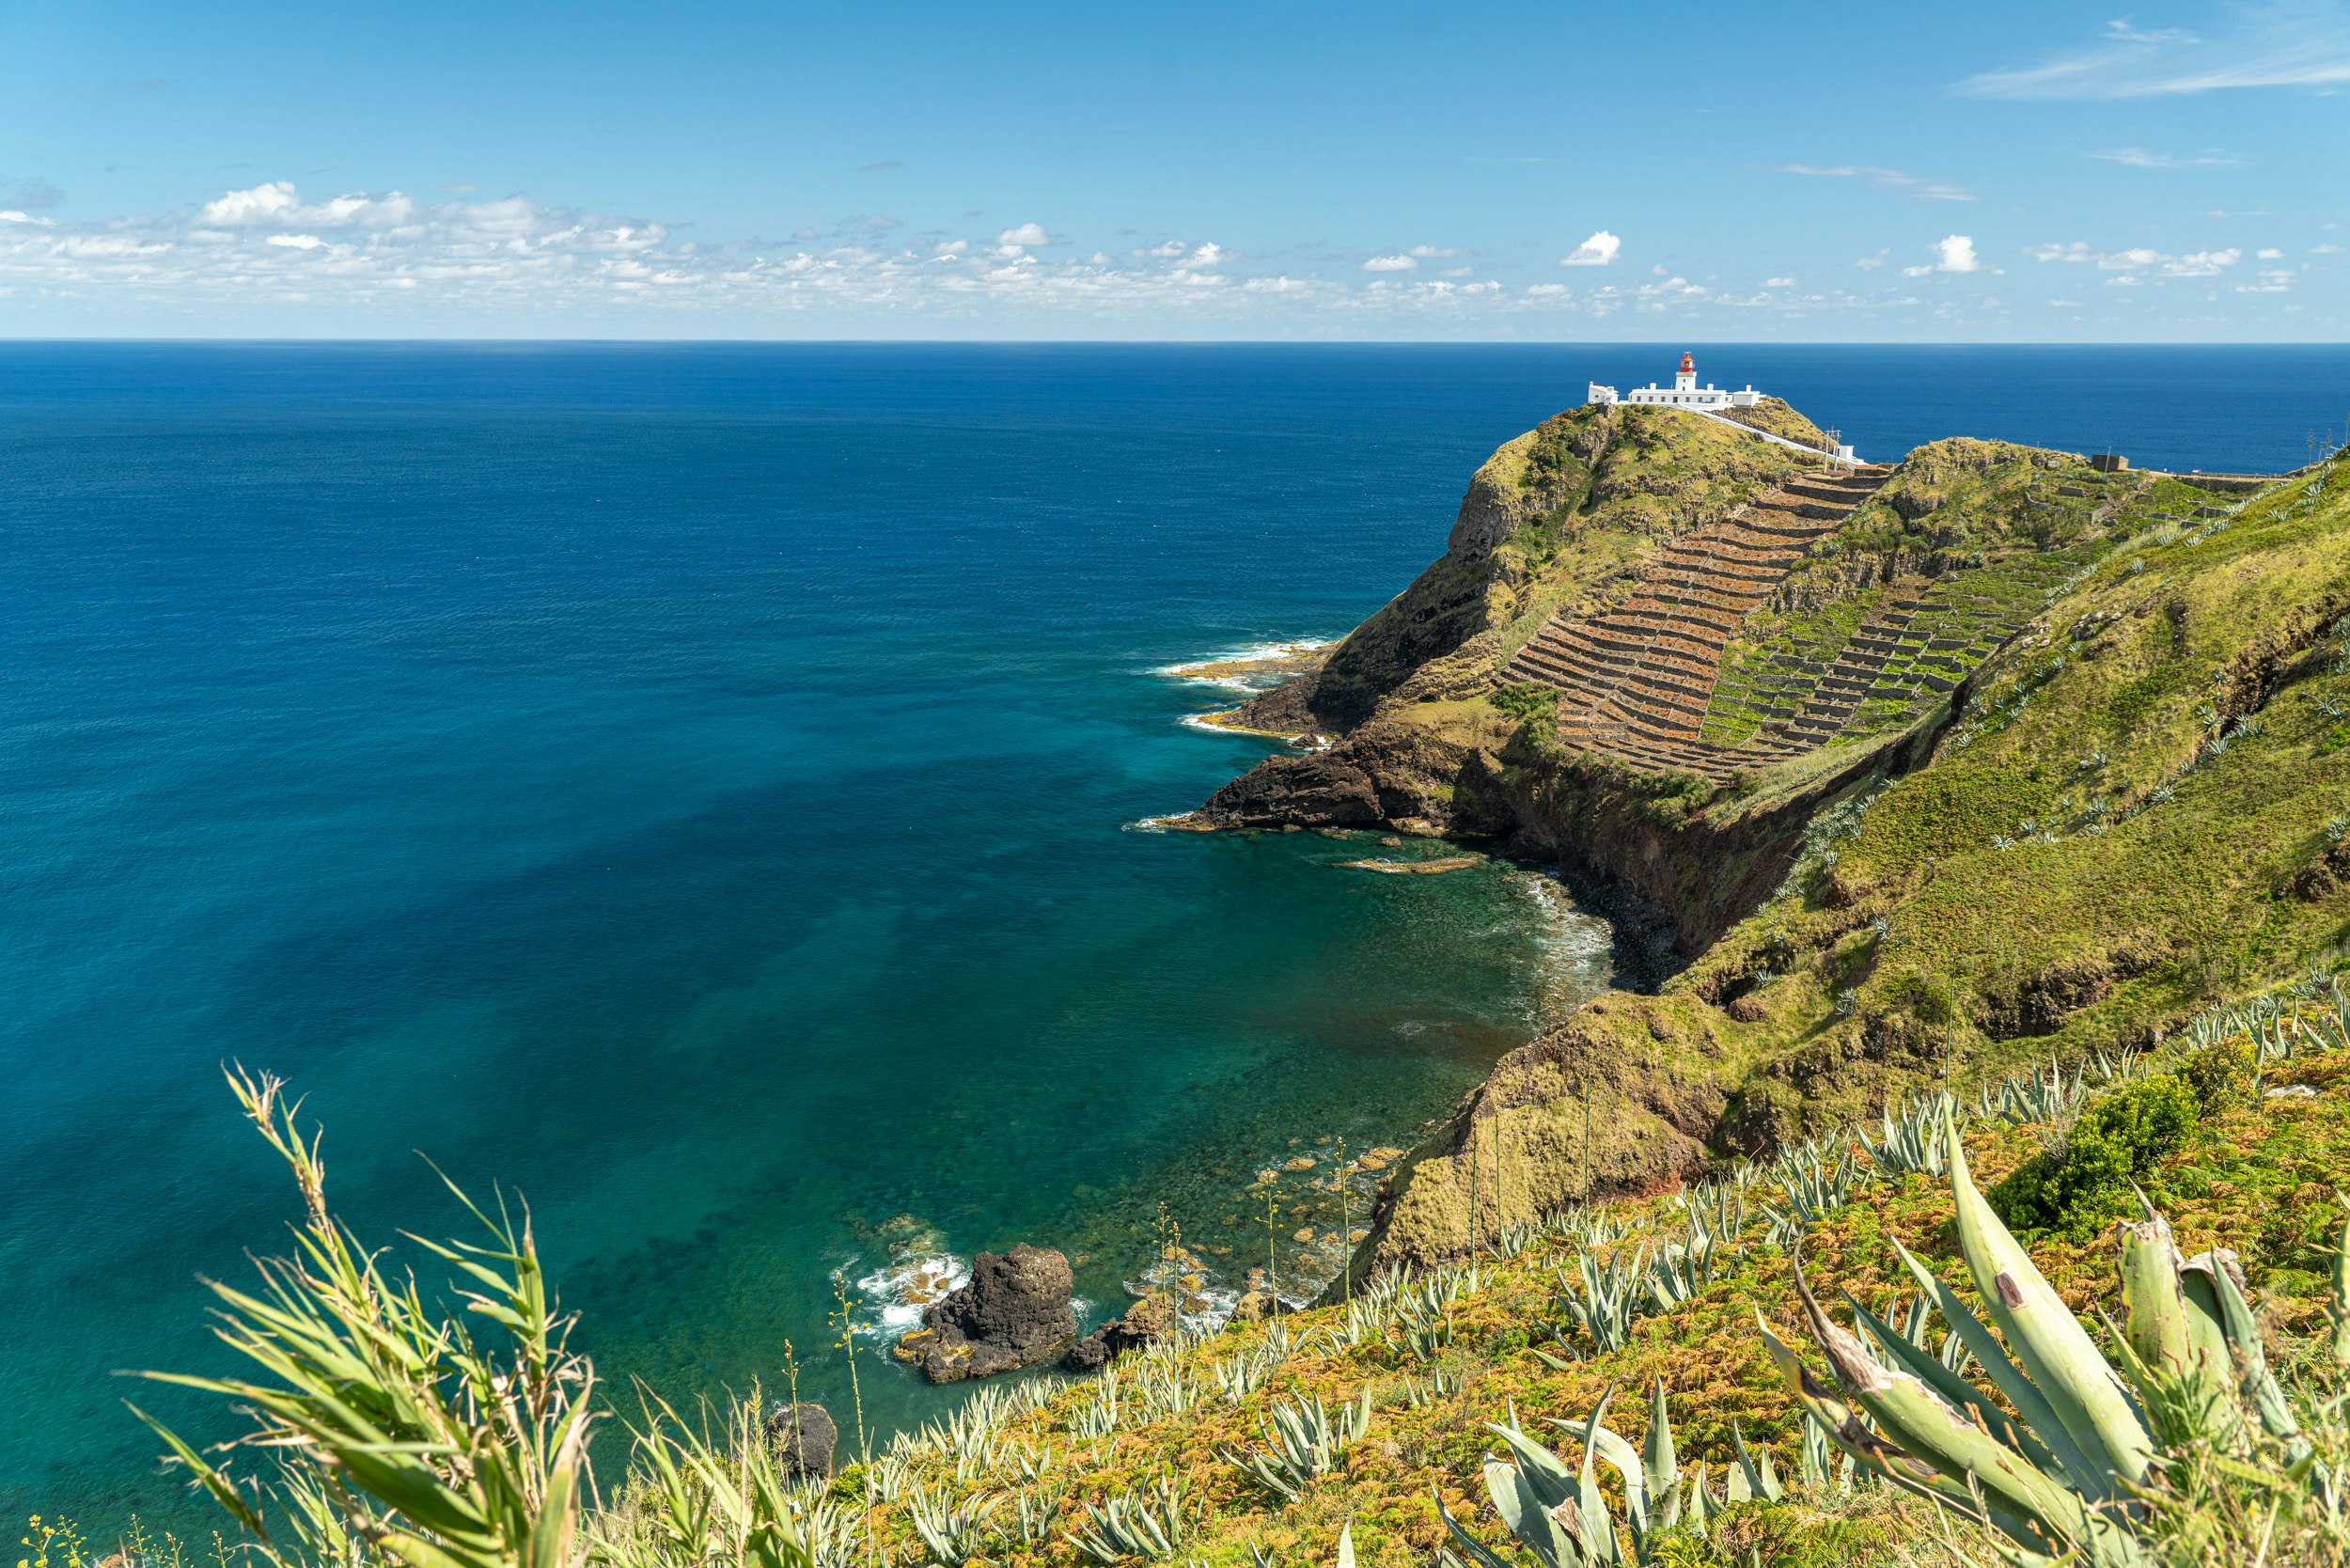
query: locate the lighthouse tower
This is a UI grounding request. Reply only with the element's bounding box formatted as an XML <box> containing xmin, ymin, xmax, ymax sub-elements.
<box><xmin>1673</xmin><ymin>352</ymin><xmax>1698</xmax><ymax>393</ymax></box>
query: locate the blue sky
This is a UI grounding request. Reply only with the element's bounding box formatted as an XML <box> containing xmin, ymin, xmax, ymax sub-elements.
<box><xmin>2</xmin><ymin>0</ymin><xmax>2345</xmax><ymax>337</ymax></box>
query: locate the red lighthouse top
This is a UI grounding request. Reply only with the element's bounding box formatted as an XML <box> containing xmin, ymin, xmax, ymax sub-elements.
<box><xmin>1678</xmin><ymin>352</ymin><xmax>1695</xmax><ymax>373</ymax></box>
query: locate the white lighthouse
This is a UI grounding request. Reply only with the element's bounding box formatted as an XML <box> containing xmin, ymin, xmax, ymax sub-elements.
<box><xmin>1586</xmin><ymin>352</ymin><xmax>1762</xmax><ymax>411</ymax></box>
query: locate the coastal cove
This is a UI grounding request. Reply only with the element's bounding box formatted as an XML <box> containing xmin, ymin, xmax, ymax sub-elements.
<box><xmin>8</xmin><ymin>341</ymin><xmax>2349</xmax><ymax>1524</ymax></box>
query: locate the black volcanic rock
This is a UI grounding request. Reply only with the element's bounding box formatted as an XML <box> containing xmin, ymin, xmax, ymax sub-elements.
<box><xmin>896</xmin><ymin>1243</ymin><xmax>1075</xmax><ymax>1384</ymax></box>
<box><xmin>764</xmin><ymin>1402</ymin><xmax>838</xmax><ymax>1480</ymax></box>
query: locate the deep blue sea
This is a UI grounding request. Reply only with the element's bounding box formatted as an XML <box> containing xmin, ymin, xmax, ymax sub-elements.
<box><xmin>4</xmin><ymin>342</ymin><xmax>2343</xmax><ymax>1523</ymax></box>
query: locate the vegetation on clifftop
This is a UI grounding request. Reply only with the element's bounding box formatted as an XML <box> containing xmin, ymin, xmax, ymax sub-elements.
<box><xmin>1204</xmin><ymin>401</ymin><xmax>2350</xmax><ymax>1285</ymax></box>
<box><xmin>56</xmin><ymin>998</ymin><xmax>2350</xmax><ymax>1568</ymax></box>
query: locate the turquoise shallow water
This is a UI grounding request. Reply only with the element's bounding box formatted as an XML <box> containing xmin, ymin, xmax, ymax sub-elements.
<box><xmin>0</xmin><ymin>343</ymin><xmax>1621</xmax><ymax>1519</ymax></box>
<box><xmin>6</xmin><ymin>342</ymin><xmax>2344</xmax><ymax>1521</ymax></box>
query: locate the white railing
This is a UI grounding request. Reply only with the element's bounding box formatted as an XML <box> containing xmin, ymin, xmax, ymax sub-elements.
<box><xmin>1680</xmin><ymin>405</ymin><xmax>1862</xmax><ymax>467</ymax></box>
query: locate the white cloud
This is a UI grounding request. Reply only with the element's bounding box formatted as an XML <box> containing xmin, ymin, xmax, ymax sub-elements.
<box><xmin>2166</xmin><ymin>247</ymin><xmax>2241</xmax><ymax>275</ymax></box>
<box><xmin>1855</xmin><ymin>248</ymin><xmax>1890</xmax><ymax>271</ymax></box>
<box><xmin>2238</xmin><ymin>269</ymin><xmax>2296</xmax><ymax>293</ymax></box>
<box><xmin>1409</xmin><ymin>243</ymin><xmax>1465</xmax><ymax>259</ymax></box>
<box><xmin>1559</xmin><ymin>229</ymin><xmax>1620</xmax><ymax>267</ymax></box>
<box><xmin>1361</xmin><ymin>254</ymin><xmax>1417</xmax><ymax>272</ymax></box>
<box><xmin>1904</xmin><ymin>234</ymin><xmax>1981</xmax><ymax>275</ymax></box>
<box><xmin>3</xmin><ymin>174</ymin><xmax>2316</xmax><ymax>334</ymax></box>
<box><xmin>2092</xmin><ymin>147</ymin><xmax>2244</xmax><ymax>169</ymax></box>
<box><xmin>1760</xmin><ymin>164</ymin><xmax>1975</xmax><ymax>201</ymax></box>
<box><xmin>201</xmin><ymin>180</ymin><xmax>303</xmax><ymax>224</ymax></box>
<box><xmin>2258</xmin><ymin>246</ymin><xmax>2284</xmax><ymax>259</ymax></box>
<box><xmin>995</xmin><ymin>222</ymin><xmax>1051</xmax><ymax>245</ymax></box>
<box><xmin>1962</xmin><ymin>10</ymin><xmax>2350</xmax><ymax>98</ymax></box>
<box><xmin>2316</xmin><ymin>243</ymin><xmax>2344</xmax><ymax>254</ymax></box>
<box><xmin>2034</xmin><ymin>242</ymin><xmax>2246</xmax><ymax>278</ymax></box>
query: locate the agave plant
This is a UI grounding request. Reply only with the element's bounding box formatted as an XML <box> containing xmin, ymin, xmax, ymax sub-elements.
<box><xmin>1643</xmin><ymin>1231</ymin><xmax>1731</xmax><ymax>1310</ymax></box>
<box><xmin>1389</xmin><ymin>1272</ymin><xmax>1461</xmax><ymax>1362</ymax></box>
<box><xmin>904</xmin><ymin>1481</ymin><xmax>998</xmax><ymax>1567</ymax></box>
<box><xmin>1068</xmin><ymin>1365</ymin><xmax>1125</xmax><ymax>1438</ymax></box>
<box><xmin>1857</xmin><ymin>1091</ymin><xmax>1957</xmax><ymax>1179</ymax></box>
<box><xmin>1065</xmin><ymin>1476</ymin><xmax>1187</xmax><ymax>1564</ymax></box>
<box><xmin>1214</xmin><ymin>1337</ymin><xmax>1287</xmax><ymax>1403</ymax></box>
<box><xmin>1437</xmin><ymin>1382</ymin><xmax>1691</xmax><ymax>1567</ymax></box>
<box><xmin>137</xmin><ymin>1070</ymin><xmax>816</xmax><ymax>1568</ymax></box>
<box><xmin>1220</xmin><ymin>1388</ymin><xmax>1374</xmax><ymax>1502</ymax></box>
<box><xmin>1763</xmin><ymin>1138</ymin><xmax>1862</xmax><ymax>1245</ymax></box>
<box><xmin>1006</xmin><ymin>1482</ymin><xmax>1070</xmax><ymax>1549</ymax></box>
<box><xmin>1130</xmin><ymin>1342</ymin><xmax>1203</xmax><ymax>1420</ymax></box>
<box><xmin>1757</xmin><ymin>1110</ymin><xmax>2350</xmax><ymax>1564</ymax></box>
<box><xmin>1552</xmin><ymin>1246</ymin><xmax>1647</xmax><ymax>1356</ymax></box>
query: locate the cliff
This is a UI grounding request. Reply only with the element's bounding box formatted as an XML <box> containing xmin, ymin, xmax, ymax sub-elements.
<box><xmin>1196</xmin><ymin>403</ymin><xmax>2347</xmax><ymax>1271</ymax></box>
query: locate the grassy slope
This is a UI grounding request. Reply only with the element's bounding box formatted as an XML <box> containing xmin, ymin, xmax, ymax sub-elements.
<box><xmin>837</xmin><ymin>1034</ymin><xmax>2350</xmax><ymax>1568</ymax></box>
<box><xmin>1689</xmin><ymin>455</ymin><xmax>2350</xmax><ymax>1125</ymax></box>
<box><xmin>1352</xmin><ymin>455</ymin><xmax>2350</xmax><ymax>1263</ymax></box>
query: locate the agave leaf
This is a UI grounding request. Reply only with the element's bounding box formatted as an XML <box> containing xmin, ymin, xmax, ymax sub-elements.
<box><xmin>1780</xmin><ymin>1267</ymin><xmax>2094</xmax><ymax>1554</ymax></box>
<box><xmin>1642</xmin><ymin>1379</ymin><xmax>1678</xmax><ymax>1507</ymax></box>
<box><xmin>1848</xmin><ymin>1289</ymin><xmax>2056</xmax><ymax>1474</ymax></box>
<box><xmin>1683</xmin><ymin>1462</ymin><xmax>1711</xmax><ymax>1535</ymax></box>
<box><xmin>1574</xmin><ymin>1385</ymin><xmax>1623</xmax><ymax>1564</ymax></box>
<box><xmin>1337</xmin><ymin>1522</ymin><xmax>1355</xmax><ymax>1568</ymax></box>
<box><xmin>2114</xmin><ymin>1214</ymin><xmax>2240</xmax><ymax>1450</ymax></box>
<box><xmin>2115</xmin><ymin>1214</ymin><xmax>2201</xmax><ymax>1385</ymax></box>
<box><xmin>1485</xmin><ymin>1409</ymin><xmax>1575</xmax><ymax>1512</ymax></box>
<box><xmin>1942</xmin><ymin>1114</ymin><xmax>2155</xmax><ymax>1488</ymax></box>
<box><xmin>2190</xmin><ymin>1247</ymin><xmax>2302</xmax><ymax>1450</ymax></box>
<box><xmin>1490</xmin><ymin>1458</ymin><xmax>1581</xmax><ymax>1568</ymax></box>
<box><xmin>1753</xmin><ymin>1310</ymin><xmax>2013</xmax><ymax>1534</ymax></box>
<box><xmin>1435</xmin><ymin>1488</ymin><xmax>1527</xmax><ymax>1568</ymax></box>
<box><xmin>1729</xmin><ymin>1421</ymin><xmax>1782</xmax><ymax>1504</ymax></box>
<box><xmin>1888</xmin><ymin>1236</ymin><xmax>2108</xmax><ymax>1501</ymax></box>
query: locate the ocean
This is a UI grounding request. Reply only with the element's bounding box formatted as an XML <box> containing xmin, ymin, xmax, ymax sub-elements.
<box><xmin>3</xmin><ymin>341</ymin><xmax>2342</xmax><ymax>1522</ymax></box>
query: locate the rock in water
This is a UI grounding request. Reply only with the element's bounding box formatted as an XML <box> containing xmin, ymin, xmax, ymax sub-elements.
<box><xmin>896</xmin><ymin>1243</ymin><xmax>1075</xmax><ymax>1383</ymax></box>
<box><xmin>1063</xmin><ymin>1290</ymin><xmax>1181</xmax><ymax>1372</ymax></box>
<box><xmin>765</xmin><ymin>1402</ymin><xmax>838</xmax><ymax>1480</ymax></box>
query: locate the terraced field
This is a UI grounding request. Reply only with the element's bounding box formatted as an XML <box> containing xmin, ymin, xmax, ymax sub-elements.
<box><xmin>1499</xmin><ymin>421</ymin><xmax>2248</xmax><ymax>782</ymax></box>
<box><xmin>1499</xmin><ymin>468</ymin><xmax>1888</xmax><ymax>780</ymax></box>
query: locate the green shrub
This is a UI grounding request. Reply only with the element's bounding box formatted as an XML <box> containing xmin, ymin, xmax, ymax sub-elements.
<box><xmin>1487</xmin><ymin>682</ymin><xmax>1553</xmax><ymax>724</ymax></box>
<box><xmin>1989</xmin><ymin>1073</ymin><xmax>2199</xmax><ymax>1242</ymax></box>
<box><xmin>1879</xmin><ymin>969</ymin><xmax>1956</xmax><ymax>1027</ymax></box>
<box><xmin>2176</xmin><ymin>1038</ymin><xmax>2255</xmax><ymax>1112</ymax></box>
<box><xmin>1488</xmin><ymin>682</ymin><xmax>1558</xmax><ymax>751</ymax></box>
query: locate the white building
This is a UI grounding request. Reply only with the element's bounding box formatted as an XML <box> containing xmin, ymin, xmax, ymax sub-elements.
<box><xmin>1586</xmin><ymin>353</ymin><xmax>1762</xmax><ymax>411</ymax></box>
